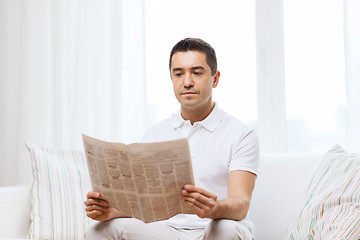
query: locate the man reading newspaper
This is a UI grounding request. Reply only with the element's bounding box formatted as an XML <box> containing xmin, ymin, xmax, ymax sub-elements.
<box><xmin>84</xmin><ymin>38</ymin><xmax>259</xmax><ymax>240</ymax></box>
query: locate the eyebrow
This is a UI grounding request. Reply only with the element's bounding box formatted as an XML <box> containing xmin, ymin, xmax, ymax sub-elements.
<box><xmin>171</xmin><ymin>66</ymin><xmax>205</xmax><ymax>72</ymax></box>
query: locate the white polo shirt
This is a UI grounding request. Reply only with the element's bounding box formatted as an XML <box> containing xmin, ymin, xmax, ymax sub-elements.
<box><xmin>142</xmin><ymin>104</ymin><xmax>259</xmax><ymax>231</ymax></box>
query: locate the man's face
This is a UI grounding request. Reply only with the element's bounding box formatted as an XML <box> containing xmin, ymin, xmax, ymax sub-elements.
<box><xmin>170</xmin><ymin>51</ymin><xmax>219</xmax><ymax>111</ymax></box>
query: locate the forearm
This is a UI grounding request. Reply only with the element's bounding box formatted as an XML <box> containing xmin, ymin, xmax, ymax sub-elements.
<box><xmin>213</xmin><ymin>196</ymin><xmax>251</xmax><ymax>221</ymax></box>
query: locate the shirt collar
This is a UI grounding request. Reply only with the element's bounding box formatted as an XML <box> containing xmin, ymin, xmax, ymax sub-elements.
<box><xmin>171</xmin><ymin>103</ymin><xmax>224</xmax><ymax>132</ymax></box>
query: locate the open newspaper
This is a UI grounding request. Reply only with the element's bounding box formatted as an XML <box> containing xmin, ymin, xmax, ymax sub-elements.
<box><xmin>82</xmin><ymin>134</ymin><xmax>195</xmax><ymax>223</ymax></box>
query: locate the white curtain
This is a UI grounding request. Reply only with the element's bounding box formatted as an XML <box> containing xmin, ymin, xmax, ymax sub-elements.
<box><xmin>344</xmin><ymin>0</ymin><xmax>360</xmax><ymax>152</ymax></box>
<box><xmin>0</xmin><ymin>0</ymin><xmax>146</xmax><ymax>187</ymax></box>
<box><xmin>255</xmin><ymin>0</ymin><xmax>360</xmax><ymax>154</ymax></box>
<box><xmin>255</xmin><ymin>0</ymin><xmax>287</xmax><ymax>153</ymax></box>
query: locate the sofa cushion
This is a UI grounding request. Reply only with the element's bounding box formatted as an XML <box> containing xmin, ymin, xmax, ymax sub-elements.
<box><xmin>26</xmin><ymin>143</ymin><xmax>94</xmax><ymax>240</ymax></box>
<box><xmin>283</xmin><ymin>145</ymin><xmax>360</xmax><ymax>240</ymax></box>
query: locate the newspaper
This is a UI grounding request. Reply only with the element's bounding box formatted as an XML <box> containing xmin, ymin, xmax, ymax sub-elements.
<box><xmin>82</xmin><ymin>134</ymin><xmax>195</xmax><ymax>223</ymax></box>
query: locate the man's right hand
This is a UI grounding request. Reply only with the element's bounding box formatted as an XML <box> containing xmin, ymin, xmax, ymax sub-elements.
<box><xmin>84</xmin><ymin>191</ymin><xmax>124</xmax><ymax>221</ymax></box>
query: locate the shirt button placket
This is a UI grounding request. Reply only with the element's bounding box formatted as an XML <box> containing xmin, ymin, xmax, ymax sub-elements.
<box><xmin>189</xmin><ymin>128</ymin><xmax>196</xmax><ymax>160</ymax></box>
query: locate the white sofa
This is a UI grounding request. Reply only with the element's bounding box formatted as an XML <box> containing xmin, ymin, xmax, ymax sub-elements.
<box><xmin>0</xmin><ymin>154</ymin><xmax>322</xmax><ymax>240</ymax></box>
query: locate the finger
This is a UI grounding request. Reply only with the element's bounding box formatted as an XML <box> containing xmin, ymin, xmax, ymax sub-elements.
<box><xmin>182</xmin><ymin>195</ymin><xmax>211</xmax><ymax>210</ymax></box>
<box><xmin>87</xmin><ymin>191</ymin><xmax>101</xmax><ymax>199</ymax></box>
<box><xmin>181</xmin><ymin>190</ymin><xmax>207</xmax><ymax>205</ymax></box>
<box><xmin>183</xmin><ymin>199</ymin><xmax>211</xmax><ymax>218</ymax></box>
<box><xmin>182</xmin><ymin>189</ymin><xmax>216</xmax><ymax>207</ymax></box>
<box><xmin>85</xmin><ymin>204</ymin><xmax>109</xmax><ymax>213</ymax></box>
<box><xmin>84</xmin><ymin>198</ymin><xmax>108</xmax><ymax>207</ymax></box>
<box><xmin>86</xmin><ymin>209</ymin><xmax>104</xmax><ymax>219</ymax></box>
<box><xmin>183</xmin><ymin>198</ymin><xmax>201</xmax><ymax>210</ymax></box>
<box><xmin>184</xmin><ymin>185</ymin><xmax>217</xmax><ymax>199</ymax></box>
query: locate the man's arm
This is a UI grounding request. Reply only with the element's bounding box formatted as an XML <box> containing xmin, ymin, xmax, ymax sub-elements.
<box><xmin>181</xmin><ymin>170</ymin><xmax>256</xmax><ymax>220</ymax></box>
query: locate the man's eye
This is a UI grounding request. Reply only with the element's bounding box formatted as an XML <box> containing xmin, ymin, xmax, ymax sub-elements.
<box><xmin>175</xmin><ymin>73</ymin><xmax>183</xmax><ymax>77</ymax></box>
<box><xmin>194</xmin><ymin>72</ymin><xmax>202</xmax><ymax>75</ymax></box>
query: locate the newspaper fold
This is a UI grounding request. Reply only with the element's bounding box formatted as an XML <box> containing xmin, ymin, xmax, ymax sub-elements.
<box><xmin>82</xmin><ymin>134</ymin><xmax>195</xmax><ymax>223</ymax></box>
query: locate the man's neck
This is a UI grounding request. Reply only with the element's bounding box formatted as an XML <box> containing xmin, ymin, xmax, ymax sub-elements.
<box><xmin>181</xmin><ymin>102</ymin><xmax>215</xmax><ymax>125</ymax></box>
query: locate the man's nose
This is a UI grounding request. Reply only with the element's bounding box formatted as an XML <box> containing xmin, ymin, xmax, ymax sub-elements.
<box><xmin>183</xmin><ymin>73</ymin><xmax>194</xmax><ymax>88</ymax></box>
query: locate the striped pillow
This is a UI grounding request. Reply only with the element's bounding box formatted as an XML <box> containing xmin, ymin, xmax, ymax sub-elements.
<box><xmin>283</xmin><ymin>145</ymin><xmax>360</xmax><ymax>240</ymax></box>
<box><xmin>26</xmin><ymin>143</ymin><xmax>94</xmax><ymax>240</ymax></box>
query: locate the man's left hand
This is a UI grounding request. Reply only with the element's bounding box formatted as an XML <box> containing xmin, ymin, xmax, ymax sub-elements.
<box><xmin>181</xmin><ymin>184</ymin><xmax>219</xmax><ymax>219</ymax></box>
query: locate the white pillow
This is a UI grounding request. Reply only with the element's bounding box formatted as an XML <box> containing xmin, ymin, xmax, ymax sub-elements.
<box><xmin>283</xmin><ymin>145</ymin><xmax>360</xmax><ymax>240</ymax></box>
<box><xmin>26</xmin><ymin>143</ymin><xmax>94</xmax><ymax>240</ymax></box>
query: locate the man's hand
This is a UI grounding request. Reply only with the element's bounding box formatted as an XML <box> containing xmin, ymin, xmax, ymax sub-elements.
<box><xmin>181</xmin><ymin>184</ymin><xmax>219</xmax><ymax>219</ymax></box>
<box><xmin>84</xmin><ymin>191</ymin><xmax>126</xmax><ymax>221</ymax></box>
<box><xmin>181</xmin><ymin>171</ymin><xmax>257</xmax><ymax>221</ymax></box>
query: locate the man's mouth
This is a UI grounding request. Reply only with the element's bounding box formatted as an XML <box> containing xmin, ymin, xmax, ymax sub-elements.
<box><xmin>181</xmin><ymin>91</ymin><xmax>197</xmax><ymax>95</ymax></box>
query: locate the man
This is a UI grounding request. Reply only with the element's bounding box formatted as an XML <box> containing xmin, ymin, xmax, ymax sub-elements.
<box><xmin>84</xmin><ymin>38</ymin><xmax>259</xmax><ymax>240</ymax></box>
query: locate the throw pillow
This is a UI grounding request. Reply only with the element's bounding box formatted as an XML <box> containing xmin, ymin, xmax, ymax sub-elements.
<box><xmin>26</xmin><ymin>143</ymin><xmax>94</xmax><ymax>240</ymax></box>
<box><xmin>283</xmin><ymin>145</ymin><xmax>360</xmax><ymax>240</ymax></box>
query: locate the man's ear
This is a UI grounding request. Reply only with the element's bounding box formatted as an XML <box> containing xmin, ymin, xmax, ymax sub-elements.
<box><xmin>212</xmin><ymin>71</ymin><xmax>220</xmax><ymax>88</ymax></box>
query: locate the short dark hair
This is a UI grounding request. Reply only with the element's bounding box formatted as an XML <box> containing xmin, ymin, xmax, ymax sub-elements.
<box><xmin>169</xmin><ymin>38</ymin><xmax>217</xmax><ymax>76</ymax></box>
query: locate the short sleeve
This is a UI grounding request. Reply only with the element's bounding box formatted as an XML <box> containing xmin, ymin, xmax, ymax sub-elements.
<box><xmin>229</xmin><ymin>130</ymin><xmax>260</xmax><ymax>176</ymax></box>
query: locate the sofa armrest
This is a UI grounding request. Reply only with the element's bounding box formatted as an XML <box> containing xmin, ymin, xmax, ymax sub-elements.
<box><xmin>0</xmin><ymin>184</ymin><xmax>32</xmax><ymax>239</ymax></box>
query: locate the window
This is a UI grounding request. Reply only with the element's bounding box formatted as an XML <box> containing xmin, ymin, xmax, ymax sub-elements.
<box><xmin>145</xmin><ymin>0</ymin><xmax>348</xmax><ymax>154</ymax></box>
<box><xmin>284</xmin><ymin>0</ymin><xmax>346</xmax><ymax>153</ymax></box>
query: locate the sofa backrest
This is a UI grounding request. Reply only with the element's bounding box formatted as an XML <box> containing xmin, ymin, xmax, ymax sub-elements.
<box><xmin>0</xmin><ymin>184</ymin><xmax>32</xmax><ymax>238</ymax></box>
<box><xmin>248</xmin><ymin>154</ymin><xmax>322</xmax><ymax>240</ymax></box>
<box><xmin>1</xmin><ymin>154</ymin><xmax>323</xmax><ymax>240</ymax></box>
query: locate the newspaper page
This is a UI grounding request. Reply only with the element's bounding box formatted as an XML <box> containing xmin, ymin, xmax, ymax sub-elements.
<box><xmin>82</xmin><ymin>134</ymin><xmax>195</xmax><ymax>223</ymax></box>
